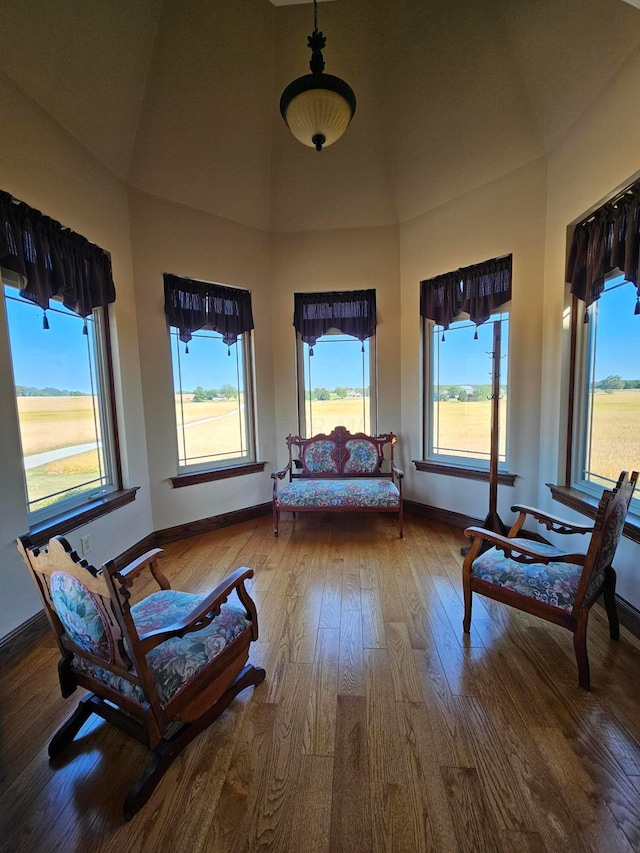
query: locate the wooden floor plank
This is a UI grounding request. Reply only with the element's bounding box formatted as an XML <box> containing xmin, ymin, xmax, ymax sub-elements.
<box><xmin>3</xmin><ymin>513</ymin><xmax>640</xmax><ymax>852</ymax></box>
<box><xmin>329</xmin><ymin>694</ymin><xmax>372</xmax><ymax>853</ymax></box>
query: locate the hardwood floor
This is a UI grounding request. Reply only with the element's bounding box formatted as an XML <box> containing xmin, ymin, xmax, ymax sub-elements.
<box><xmin>2</xmin><ymin>512</ymin><xmax>640</xmax><ymax>852</ymax></box>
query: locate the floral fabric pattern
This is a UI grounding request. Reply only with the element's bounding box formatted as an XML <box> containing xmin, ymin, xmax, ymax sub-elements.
<box><xmin>344</xmin><ymin>440</ymin><xmax>380</xmax><ymax>473</ymax></box>
<box><xmin>471</xmin><ymin>538</ymin><xmax>582</xmax><ymax>612</ymax></box>
<box><xmin>277</xmin><ymin>478</ymin><xmax>400</xmax><ymax>508</ymax></box>
<box><xmin>71</xmin><ymin>589</ymin><xmax>250</xmax><ymax>708</ymax></box>
<box><xmin>302</xmin><ymin>441</ymin><xmax>338</xmax><ymax>473</ymax></box>
<box><xmin>50</xmin><ymin>571</ymin><xmax>113</xmax><ymax>661</ymax></box>
<box><xmin>585</xmin><ymin>499</ymin><xmax>626</xmax><ymax>603</ymax></box>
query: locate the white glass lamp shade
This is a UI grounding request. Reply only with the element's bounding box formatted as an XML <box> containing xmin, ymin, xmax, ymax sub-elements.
<box><xmin>280</xmin><ymin>73</ymin><xmax>356</xmax><ymax>151</ymax></box>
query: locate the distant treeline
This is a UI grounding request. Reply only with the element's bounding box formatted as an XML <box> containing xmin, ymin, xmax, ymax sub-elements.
<box><xmin>16</xmin><ymin>386</ymin><xmax>87</xmax><ymax>397</ymax></box>
<box><xmin>593</xmin><ymin>375</ymin><xmax>640</xmax><ymax>390</ymax></box>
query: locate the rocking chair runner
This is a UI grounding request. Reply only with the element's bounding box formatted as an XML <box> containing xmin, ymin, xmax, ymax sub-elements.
<box><xmin>462</xmin><ymin>470</ymin><xmax>638</xmax><ymax>690</ymax></box>
<box><xmin>17</xmin><ymin>536</ymin><xmax>265</xmax><ymax>820</ymax></box>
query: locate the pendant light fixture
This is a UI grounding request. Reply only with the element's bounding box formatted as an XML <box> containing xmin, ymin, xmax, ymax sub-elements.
<box><xmin>279</xmin><ymin>0</ymin><xmax>356</xmax><ymax>152</ymax></box>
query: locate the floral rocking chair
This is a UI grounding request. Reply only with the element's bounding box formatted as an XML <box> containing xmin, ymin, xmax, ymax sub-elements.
<box><xmin>17</xmin><ymin>535</ymin><xmax>265</xmax><ymax>819</ymax></box>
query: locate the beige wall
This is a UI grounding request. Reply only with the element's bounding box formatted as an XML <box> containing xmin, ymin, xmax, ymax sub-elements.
<box><xmin>271</xmin><ymin>226</ymin><xmax>401</xmax><ymax>469</ymax></box>
<box><xmin>540</xmin><ymin>46</ymin><xmax>640</xmax><ymax>606</ymax></box>
<box><xmin>128</xmin><ymin>189</ymin><xmax>276</xmax><ymax>531</ymax></box>
<box><xmin>399</xmin><ymin>157</ymin><xmax>548</xmax><ymax>523</ymax></box>
<box><xmin>0</xmin><ymin>73</ymin><xmax>153</xmax><ymax>638</ymax></box>
<box><xmin>2</xmin><ymin>8</ymin><xmax>640</xmax><ymax>641</ymax></box>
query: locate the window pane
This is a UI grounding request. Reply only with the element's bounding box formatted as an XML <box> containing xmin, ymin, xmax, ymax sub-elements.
<box><xmin>4</xmin><ymin>286</ymin><xmax>111</xmax><ymax>517</ymax></box>
<box><xmin>431</xmin><ymin>315</ymin><xmax>508</xmax><ymax>464</ymax></box>
<box><xmin>301</xmin><ymin>334</ymin><xmax>371</xmax><ymax>435</ymax></box>
<box><xmin>171</xmin><ymin>328</ymin><xmax>252</xmax><ymax>469</ymax></box>
<box><xmin>581</xmin><ymin>279</ymin><xmax>639</xmax><ymax>489</ymax></box>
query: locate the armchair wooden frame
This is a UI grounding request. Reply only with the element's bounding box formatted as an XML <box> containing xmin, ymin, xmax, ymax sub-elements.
<box><xmin>462</xmin><ymin>470</ymin><xmax>638</xmax><ymax>690</ymax></box>
<box><xmin>17</xmin><ymin>536</ymin><xmax>266</xmax><ymax>819</ymax></box>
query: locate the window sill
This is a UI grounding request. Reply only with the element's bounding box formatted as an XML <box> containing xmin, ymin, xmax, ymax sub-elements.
<box><xmin>23</xmin><ymin>487</ymin><xmax>139</xmax><ymax>549</ymax></box>
<box><xmin>413</xmin><ymin>460</ymin><xmax>516</xmax><ymax>486</ymax></box>
<box><xmin>170</xmin><ymin>461</ymin><xmax>266</xmax><ymax>488</ymax></box>
<box><xmin>547</xmin><ymin>483</ymin><xmax>640</xmax><ymax>545</ymax></box>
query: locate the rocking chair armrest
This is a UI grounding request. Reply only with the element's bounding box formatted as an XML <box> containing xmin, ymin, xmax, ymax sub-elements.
<box><xmin>464</xmin><ymin>527</ymin><xmax>586</xmax><ymax>566</ymax></box>
<box><xmin>136</xmin><ymin>567</ymin><xmax>256</xmax><ymax>651</ymax></box>
<box><xmin>509</xmin><ymin>505</ymin><xmax>593</xmax><ymax>536</ymax></box>
<box><xmin>118</xmin><ymin>549</ymin><xmax>170</xmax><ymax>590</ymax></box>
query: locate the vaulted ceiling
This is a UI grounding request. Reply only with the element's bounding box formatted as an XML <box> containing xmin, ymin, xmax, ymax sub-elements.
<box><xmin>1</xmin><ymin>0</ymin><xmax>639</xmax><ymax>231</ymax></box>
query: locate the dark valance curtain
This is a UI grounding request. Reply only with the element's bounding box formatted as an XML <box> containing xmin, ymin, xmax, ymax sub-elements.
<box><xmin>420</xmin><ymin>254</ymin><xmax>512</xmax><ymax>334</ymax></box>
<box><xmin>0</xmin><ymin>190</ymin><xmax>115</xmax><ymax>326</ymax></box>
<box><xmin>566</xmin><ymin>182</ymin><xmax>640</xmax><ymax>319</ymax></box>
<box><xmin>164</xmin><ymin>273</ymin><xmax>254</xmax><ymax>350</ymax></box>
<box><xmin>293</xmin><ymin>289</ymin><xmax>376</xmax><ymax>353</ymax></box>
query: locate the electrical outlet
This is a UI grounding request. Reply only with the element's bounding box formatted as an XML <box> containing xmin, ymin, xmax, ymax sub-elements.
<box><xmin>80</xmin><ymin>535</ymin><xmax>92</xmax><ymax>555</ymax></box>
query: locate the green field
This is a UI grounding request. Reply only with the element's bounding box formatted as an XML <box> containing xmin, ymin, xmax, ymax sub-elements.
<box><xmin>16</xmin><ymin>389</ymin><xmax>640</xmax><ymax>509</ymax></box>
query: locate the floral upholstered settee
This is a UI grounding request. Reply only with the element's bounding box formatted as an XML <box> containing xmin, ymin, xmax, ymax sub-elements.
<box><xmin>271</xmin><ymin>426</ymin><xmax>404</xmax><ymax>537</ymax></box>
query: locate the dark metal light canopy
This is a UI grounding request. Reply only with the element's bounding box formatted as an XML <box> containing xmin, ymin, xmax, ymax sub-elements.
<box><xmin>279</xmin><ymin>0</ymin><xmax>356</xmax><ymax>152</ymax></box>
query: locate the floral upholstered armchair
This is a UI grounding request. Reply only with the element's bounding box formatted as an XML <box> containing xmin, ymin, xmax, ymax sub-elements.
<box><xmin>17</xmin><ymin>535</ymin><xmax>265</xmax><ymax>819</ymax></box>
<box><xmin>462</xmin><ymin>470</ymin><xmax>638</xmax><ymax>690</ymax></box>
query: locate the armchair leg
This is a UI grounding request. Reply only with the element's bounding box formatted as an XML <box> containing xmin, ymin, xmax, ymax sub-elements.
<box><xmin>602</xmin><ymin>568</ymin><xmax>620</xmax><ymax>641</ymax></box>
<box><xmin>48</xmin><ymin>695</ymin><xmax>94</xmax><ymax>759</ymax></box>
<box><xmin>273</xmin><ymin>504</ymin><xmax>279</xmax><ymax>538</ymax></box>
<box><xmin>573</xmin><ymin>615</ymin><xmax>590</xmax><ymax>691</ymax></box>
<box><xmin>463</xmin><ymin>582</ymin><xmax>472</xmax><ymax>634</ymax></box>
<box><xmin>123</xmin><ymin>664</ymin><xmax>266</xmax><ymax>820</ymax></box>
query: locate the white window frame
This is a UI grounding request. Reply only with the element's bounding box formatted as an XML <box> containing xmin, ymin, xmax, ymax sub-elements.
<box><xmin>2</xmin><ymin>270</ymin><xmax>118</xmax><ymax>523</ymax></box>
<box><xmin>295</xmin><ymin>329</ymin><xmax>377</xmax><ymax>436</ymax></box>
<box><xmin>170</xmin><ymin>326</ymin><xmax>257</xmax><ymax>473</ymax></box>
<box><xmin>569</xmin><ymin>273</ymin><xmax>640</xmax><ymax>512</ymax></box>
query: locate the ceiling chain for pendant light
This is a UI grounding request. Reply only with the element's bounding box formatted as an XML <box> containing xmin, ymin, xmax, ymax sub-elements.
<box><xmin>279</xmin><ymin>0</ymin><xmax>356</xmax><ymax>152</ymax></box>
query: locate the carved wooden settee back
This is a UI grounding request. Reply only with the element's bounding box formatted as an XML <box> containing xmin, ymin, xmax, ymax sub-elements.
<box><xmin>285</xmin><ymin>425</ymin><xmax>396</xmax><ymax>479</ymax></box>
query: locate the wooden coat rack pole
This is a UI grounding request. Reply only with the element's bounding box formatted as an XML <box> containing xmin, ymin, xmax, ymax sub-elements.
<box><xmin>484</xmin><ymin>319</ymin><xmax>508</xmax><ymax>535</ymax></box>
<box><xmin>461</xmin><ymin>319</ymin><xmax>507</xmax><ymax>556</ymax></box>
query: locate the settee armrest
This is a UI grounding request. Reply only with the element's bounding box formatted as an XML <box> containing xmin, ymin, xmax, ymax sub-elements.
<box><xmin>271</xmin><ymin>462</ymin><xmax>291</xmax><ymax>481</ymax></box>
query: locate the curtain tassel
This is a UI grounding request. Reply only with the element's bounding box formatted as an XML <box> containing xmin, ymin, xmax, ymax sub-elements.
<box><xmin>42</xmin><ymin>310</ymin><xmax>49</xmax><ymax>330</ymax></box>
<box><xmin>635</xmin><ymin>296</ymin><xmax>640</xmax><ymax>315</ymax></box>
<box><xmin>361</xmin><ymin>341</ymin><xmax>365</xmax><ymax>353</ymax></box>
<box><xmin>441</xmin><ymin>332</ymin><xmax>445</xmax><ymax>342</ymax></box>
<box><xmin>474</xmin><ymin>327</ymin><xmax>479</xmax><ymax>340</ymax></box>
<box><xmin>309</xmin><ymin>346</ymin><xmax>314</xmax><ymax>356</ymax></box>
<box><xmin>82</xmin><ymin>319</ymin><xmax>88</xmax><ymax>335</ymax></box>
<box><xmin>583</xmin><ymin>307</ymin><xmax>590</xmax><ymax>324</ymax></box>
<box><xmin>185</xmin><ymin>343</ymin><xmax>189</xmax><ymax>354</ymax></box>
<box><xmin>228</xmin><ymin>346</ymin><xmax>231</xmax><ymax>356</ymax></box>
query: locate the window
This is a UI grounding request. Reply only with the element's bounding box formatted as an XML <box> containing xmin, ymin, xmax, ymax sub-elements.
<box><xmin>3</xmin><ymin>278</ymin><xmax>117</xmax><ymax>521</ymax></box>
<box><xmin>426</xmin><ymin>312</ymin><xmax>509</xmax><ymax>466</ymax></box>
<box><xmin>293</xmin><ymin>289</ymin><xmax>377</xmax><ymax>436</ymax></box>
<box><xmin>296</xmin><ymin>331</ymin><xmax>375</xmax><ymax>435</ymax></box>
<box><xmin>419</xmin><ymin>255</ymin><xmax>512</xmax><ymax>474</ymax></box>
<box><xmin>562</xmin><ymin>180</ymin><xmax>640</xmax><ymax>518</ymax></box>
<box><xmin>570</xmin><ymin>274</ymin><xmax>639</xmax><ymax>505</ymax></box>
<box><xmin>170</xmin><ymin>326</ymin><xmax>255</xmax><ymax>471</ymax></box>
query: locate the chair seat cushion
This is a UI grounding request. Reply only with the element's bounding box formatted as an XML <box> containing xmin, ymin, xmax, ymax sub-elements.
<box><xmin>471</xmin><ymin>538</ymin><xmax>583</xmax><ymax>612</ymax></box>
<box><xmin>72</xmin><ymin>589</ymin><xmax>249</xmax><ymax>707</ymax></box>
<box><xmin>277</xmin><ymin>478</ymin><xmax>400</xmax><ymax>508</ymax></box>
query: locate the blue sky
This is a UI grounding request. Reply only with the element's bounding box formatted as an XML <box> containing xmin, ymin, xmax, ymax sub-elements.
<box><xmin>4</xmin><ymin>282</ymin><xmax>638</xmax><ymax>393</ymax></box>
<box><xmin>4</xmin><ymin>287</ymin><xmax>96</xmax><ymax>393</ymax></box>
<box><xmin>170</xmin><ymin>328</ymin><xmax>244</xmax><ymax>391</ymax></box>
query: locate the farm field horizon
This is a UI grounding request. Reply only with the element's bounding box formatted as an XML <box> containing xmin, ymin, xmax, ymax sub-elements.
<box><xmin>14</xmin><ymin>389</ymin><xmax>640</xmax><ymax>509</ymax></box>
